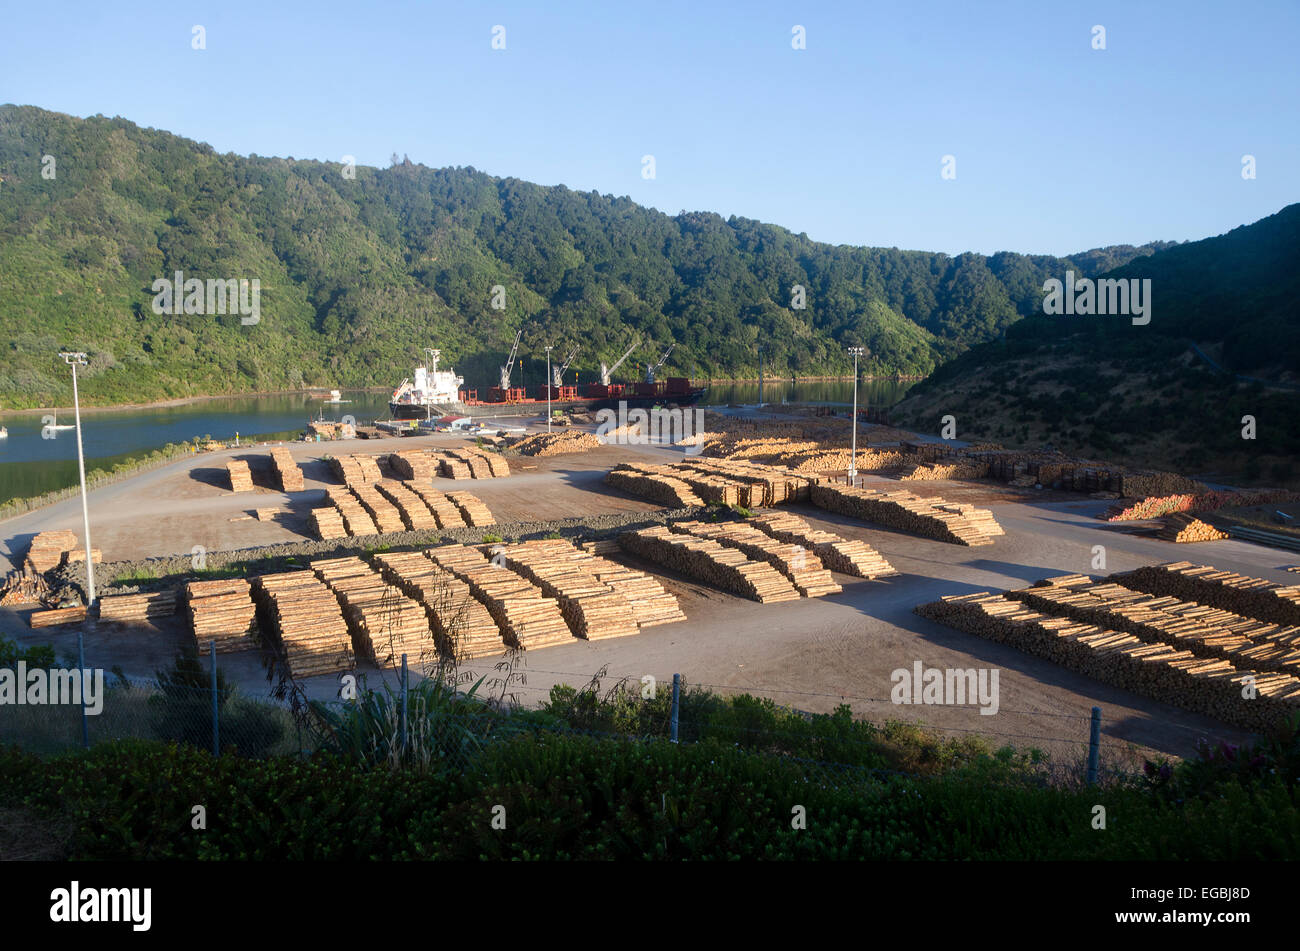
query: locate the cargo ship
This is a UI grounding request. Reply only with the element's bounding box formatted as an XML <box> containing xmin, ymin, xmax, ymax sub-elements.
<box><xmin>388</xmin><ymin>342</ymin><xmax>706</xmax><ymax>420</ymax></box>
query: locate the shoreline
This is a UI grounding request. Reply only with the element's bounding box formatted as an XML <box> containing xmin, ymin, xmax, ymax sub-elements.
<box><xmin>0</xmin><ymin>386</ymin><xmax>393</xmax><ymax>417</ymax></box>
<box><xmin>1</xmin><ymin>377</ymin><xmax>920</xmax><ymax>416</ymax></box>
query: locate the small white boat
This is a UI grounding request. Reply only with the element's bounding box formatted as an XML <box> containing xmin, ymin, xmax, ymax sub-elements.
<box><xmin>322</xmin><ymin>389</ymin><xmax>351</xmax><ymax>404</ymax></box>
<box><xmin>0</xmin><ymin>426</ymin><xmax>7</xmax><ymax>438</ymax></box>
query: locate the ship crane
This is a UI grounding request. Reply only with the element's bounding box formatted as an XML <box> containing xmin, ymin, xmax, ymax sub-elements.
<box><xmin>498</xmin><ymin>329</ymin><xmax>522</xmax><ymax>390</ymax></box>
<box><xmin>423</xmin><ymin>347</ymin><xmax>441</xmax><ymax>372</ymax></box>
<box><xmin>645</xmin><ymin>342</ymin><xmax>675</xmax><ymax>384</ymax></box>
<box><xmin>600</xmin><ymin>339</ymin><xmax>639</xmax><ymax>386</ymax></box>
<box><xmin>551</xmin><ymin>344</ymin><xmax>580</xmax><ymax>387</ymax></box>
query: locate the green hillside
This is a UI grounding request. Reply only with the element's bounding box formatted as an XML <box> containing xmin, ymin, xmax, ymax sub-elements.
<box><xmin>0</xmin><ymin>104</ymin><xmax>1171</xmax><ymax>409</ymax></box>
<box><xmin>893</xmin><ymin>204</ymin><xmax>1300</xmax><ymax>486</ymax></box>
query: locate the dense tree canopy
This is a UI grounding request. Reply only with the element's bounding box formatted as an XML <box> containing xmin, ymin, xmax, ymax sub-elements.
<box><xmin>1</xmin><ymin>104</ymin><xmax>1181</xmax><ymax>408</ymax></box>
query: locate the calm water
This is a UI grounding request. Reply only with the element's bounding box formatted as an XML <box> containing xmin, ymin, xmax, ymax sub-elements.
<box><xmin>0</xmin><ymin>380</ymin><xmax>915</xmax><ymax>506</ymax></box>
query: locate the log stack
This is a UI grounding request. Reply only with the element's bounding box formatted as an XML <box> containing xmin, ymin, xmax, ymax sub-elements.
<box><xmin>25</xmin><ymin>530</ymin><xmax>80</xmax><ymax>573</ymax></box>
<box><xmin>916</xmin><ymin>590</ymin><xmax>1300</xmax><ymax>733</ymax></box>
<box><xmin>327</xmin><ymin>487</ymin><xmax>379</xmax><ymax>536</ymax></box>
<box><xmin>1113</xmin><ymin>562</ymin><xmax>1300</xmax><ymax>628</ymax></box>
<box><xmin>1157</xmin><ymin>513</ymin><xmax>1229</xmax><ymax>543</ymax></box>
<box><xmin>605</xmin><ymin>464</ymin><xmax>705</xmax><ymax>507</ymax></box>
<box><xmin>372</xmin><ymin>552</ymin><xmax>504</xmax><ymax>659</ymax></box>
<box><xmin>312</xmin><ymin>556</ymin><xmax>433</xmax><ymax>667</ymax></box>
<box><xmin>98</xmin><ymin>589</ymin><xmax>179</xmax><ymax>624</ymax></box>
<box><xmin>62</xmin><ymin>548</ymin><xmax>102</xmax><ymax>564</ymax></box>
<box><xmin>0</xmin><ymin>568</ymin><xmax>52</xmax><ymax>606</ymax></box>
<box><xmin>388</xmin><ymin>450</ymin><xmax>439</xmax><ymax>481</ymax></box>
<box><xmin>810</xmin><ymin>483</ymin><xmax>1003</xmax><ymax>546</ymax></box>
<box><xmin>670</xmin><ymin>521</ymin><xmax>841</xmax><ymax>597</ymax></box>
<box><xmin>311</xmin><ymin>506</ymin><xmax>349</xmax><ymax>540</ymax></box>
<box><xmin>436</xmin><ymin>456</ymin><xmax>473</xmax><ymax>480</ymax></box>
<box><xmin>679</xmin><ymin>458</ymin><xmax>813</xmax><ymax>505</ymax></box>
<box><xmin>425</xmin><ymin>544</ymin><xmax>572</xmax><ymax>649</ymax></box>
<box><xmin>375</xmin><ymin>480</ymin><xmax>440</xmax><ymax>531</ymax></box>
<box><xmin>269</xmin><ymin>448</ymin><xmax>304</xmax><ymax>492</ymax></box>
<box><xmin>30</xmin><ymin>606</ymin><xmax>87</xmax><ymax>628</ymax></box>
<box><xmin>748</xmin><ymin>512</ymin><xmax>895</xmax><ymax>578</ymax></box>
<box><xmin>564</xmin><ymin>546</ymin><xmax>685</xmax><ymax>627</ymax></box>
<box><xmin>405</xmin><ymin>483</ymin><xmax>470</xmax><ymax>528</ymax></box>
<box><xmin>618</xmin><ymin>526</ymin><xmax>800</xmax><ymax>603</ymax></box>
<box><xmin>184</xmin><ymin>578</ymin><xmax>258</xmax><ymax>652</ymax></box>
<box><xmin>226</xmin><ymin>460</ymin><xmax>255</xmax><ymax>493</ymax></box>
<box><xmin>350</xmin><ymin>484</ymin><xmax>407</xmax><ymax>533</ymax></box>
<box><xmin>1007</xmin><ymin>580</ymin><xmax>1300</xmax><ymax>675</ymax></box>
<box><xmin>509</xmin><ymin>430</ymin><xmax>602</xmax><ymax>456</ymax></box>
<box><xmin>446</xmin><ymin>491</ymin><xmax>495</xmax><ymax>527</ymax></box>
<box><xmin>252</xmin><ymin>571</ymin><xmax>354</xmax><ymax>678</ymax></box>
<box><xmin>496</xmin><ymin>539</ymin><xmax>640</xmax><ymax>640</ymax></box>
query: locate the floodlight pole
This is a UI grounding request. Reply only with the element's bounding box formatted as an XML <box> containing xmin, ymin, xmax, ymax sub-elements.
<box><xmin>847</xmin><ymin>347</ymin><xmax>865</xmax><ymax>485</ymax></box>
<box><xmin>60</xmin><ymin>352</ymin><xmax>96</xmax><ymax>606</ymax></box>
<box><xmin>545</xmin><ymin>345</ymin><xmax>554</xmax><ymax>434</ymax></box>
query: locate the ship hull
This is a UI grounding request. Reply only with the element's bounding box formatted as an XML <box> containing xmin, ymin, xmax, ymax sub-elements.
<box><xmin>389</xmin><ymin>389</ymin><xmax>706</xmax><ymax>420</ymax></box>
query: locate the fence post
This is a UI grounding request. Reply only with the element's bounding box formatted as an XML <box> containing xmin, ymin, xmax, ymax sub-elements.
<box><xmin>77</xmin><ymin>629</ymin><xmax>89</xmax><ymax>749</ymax></box>
<box><xmin>1087</xmin><ymin>706</ymin><xmax>1101</xmax><ymax>785</ymax></box>
<box><xmin>400</xmin><ymin>653</ymin><xmax>409</xmax><ymax>758</ymax></box>
<box><xmin>670</xmin><ymin>673</ymin><xmax>680</xmax><ymax>744</ymax></box>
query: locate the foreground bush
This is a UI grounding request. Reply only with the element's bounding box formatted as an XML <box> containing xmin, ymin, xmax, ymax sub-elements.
<box><xmin>1</xmin><ymin>735</ymin><xmax>1297</xmax><ymax>860</ymax></box>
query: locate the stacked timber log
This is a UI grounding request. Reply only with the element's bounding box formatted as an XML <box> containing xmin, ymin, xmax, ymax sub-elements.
<box><xmin>329</xmin><ymin>455</ymin><xmax>367</xmax><ymax>486</ymax></box>
<box><xmin>564</xmin><ymin>546</ymin><xmax>685</xmax><ymax>627</ymax></box>
<box><xmin>388</xmin><ymin>450</ymin><xmax>439</xmax><ymax>481</ymax></box>
<box><xmin>227</xmin><ymin>460</ymin><xmax>254</xmax><ymax>492</ymax></box>
<box><xmin>311</xmin><ymin>506</ymin><xmax>349</xmax><ymax>540</ymax></box>
<box><xmin>372</xmin><ymin>552</ymin><xmax>504</xmax><ymax>659</ymax></box>
<box><xmin>350</xmin><ymin>484</ymin><xmax>407</xmax><ymax>533</ymax></box>
<box><xmin>269</xmin><ymin>448</ymin><xmax>304</xmax><ymax>491</ymax></box>
<box><xmin>510</xmin><ymin>430</ymin><xmax>602</xmax><ymax>456</ymax></box>
<box><xmin>327</xmin><ymin>487</ymin><xmax>379</xmax><ymax>536</ymax></box>
<box><xmin>1157</xmin><ymin>513</ymin><xmax>1229</xmax><ymax>543</ymax></box>
<box><xmin>446</xmin><ymin>491</ymin><xmax>495</xmax><ymax>527</ymax></box>
<box><xmin>255</xmin><ymin>507</ymin><xmax>279</xmax><ymax>522</ymax></box>
<box><xmin>98</xmin><ymin>589</ymin><xmax>179</xmax><ymax>624</ymax></box>
<box><xmin>496</xmin><ymin>539</ymin><xmax>639</xmax><ymax>640</ymax></box>
<box><xmin>618</xmin><ymin>526</ymin><xmax>800</xmax><ymax>603</ymax></box>
<box><xmin>447</xmin><ymin>447</ymin><xmax>509</xmax><ymax>478</ymax></box>
<box><xmin>1007</xmin><ymin>580</ymin><xmax>1300</xmax><ymax>675</ymax></box>
<box><xmin>748</xmin><ymin>511</ymin><xmax>895</xmax><ymax>579</ymax></box>
<box><xmin>62</xmin><ymin>548</ymin><xmax>102</xmax><ymax>564</ymax></box>
<box><xmin>30</xmin><ymin>606</ymin><xmax>87</xmax><ymax>628</ymax></box>
<box><xmin>405</xmin><ymin>483</ymin><xmax>470</xmax><ymax>528</ymax></box>
<box><xmin>1113</xmin><ymin>562</ymin><xmax>1300</xmax><ymax>628</ymax></box>
<box><xmin>579</xmin><ymin>539</ymin><xmax>622</xmax><ymax>556</ymax></box>
<box><xmin>0</xmin><ymin>568</ymin><xmax>52</xmax><ymax>606</ymax></box>
<box><xmin>900</xmin><ymin>460</ymin><xmax>991</xmax><ymax>481</ymax></box>
<box><xmin>184</xmin><ymin>578</ymin><xmax>258</xmax><ymax>653</ymax></box>
<box><xmin>375</xmin><ymin>481</ymin><xmax>439</xmax><ymax>531</ymax></box>
<box><xmin>312</xmin><ymin>556</ymin><xmax>433</xmax><ymax>666</ymax></box>
<box><xmin>438</xmin><ymin>456</ymin><xmax>473</xmax><ymax>479</ymax></box>
<box><xmin>25</xmin><ymin>530</ymin><xmax>80</xmax><ymax>573</ymax></box>
<box><xmin>810</xmin><ymin>483</ymin><xmax>1002</xmax><ymax>547</ymax></box>
<box><xmin>670</xmin><ymin>521</ymin><xmax>841</xmax><ymax>597</ymax></box>
<box><xmin>916</xmin><ymin>591</ymin><xmax>1300</xmax><ymax>734</ymax></box>
<box><xmin>679</xmin><ymin>458</ymin><xmax>813</xmax><ymax>505</ymax></box>
<box><xmin>605</xmin><ymin>464</ymin><xmax>705</xmax><ymax>507</ymax></box>
<box><xmin>426</xmin><ymin>544</ymin><xmax>573</xmax><ymax>649</ymax></box>
<box><xmin>252</xmin><ymin>571</ymin><xmax>354</xmax><ymax>678</ymax></box>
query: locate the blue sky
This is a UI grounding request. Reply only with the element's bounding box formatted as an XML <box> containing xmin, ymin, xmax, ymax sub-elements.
<box><xmin>2</xmin><ymin>0</ymin><xmax>1295</xmax><ymax>255</ymax></box>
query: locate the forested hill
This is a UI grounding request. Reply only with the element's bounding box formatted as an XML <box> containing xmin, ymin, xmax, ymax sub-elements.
<box><xmin>0</xmin><ymin>104</ymin><xmax>1176</xmax><ymax>408</ymax></box>
<box><xmin>892</xmin><ymin>203</ymin><xmax>1300</xmax><ymax>485</ymax></box>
